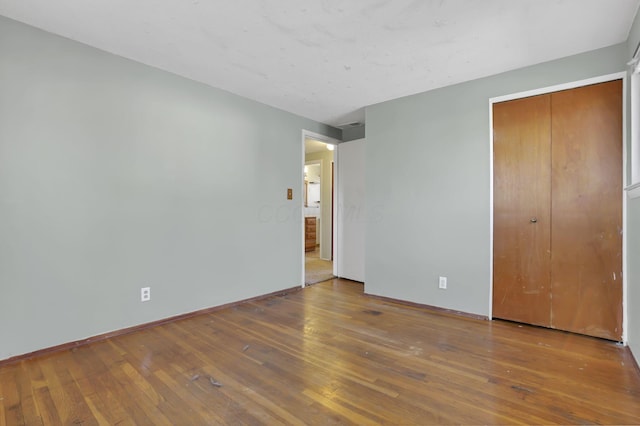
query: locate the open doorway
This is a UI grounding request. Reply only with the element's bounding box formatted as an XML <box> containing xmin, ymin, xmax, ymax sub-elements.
<box><xmin>303</xmin><ymin>136</ymin><xmax>336</xmax><ymax>285</ymax></box>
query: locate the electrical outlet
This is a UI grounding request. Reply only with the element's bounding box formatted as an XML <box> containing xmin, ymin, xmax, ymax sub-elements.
<box><xmin>141</xmin><ymin>287</ymin><xmax>151</xmax><ymax>302</ymax></box>
<box><xmin>438</xmin><ymin>276</ymin><xmax>447</xmax><ymax>290</ymax></box>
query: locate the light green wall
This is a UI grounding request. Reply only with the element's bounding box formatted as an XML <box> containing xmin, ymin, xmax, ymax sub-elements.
<box><xmin>629</xmin><ymin>198</ymin><xmax>640</xmax><ymax>352</ymax></box>
<box><xmin>365</xmin><ymin>43</ymin><xmax>629</xmax><ymax>318</ymax></box>
<box><xmin>342</xmin><ymin>125</ymin><xmax>366</xmax><ymax>142</ymax></box>
<box><xmin>629</xmin><ymin>8</ymin><xmax>640</xmax><ymax>59</ymax></box>
<box><xmin>627</xmin><ymin>10</ymin><xmax>640</xmax><ymax>363</ymax></box>
<box><xmin>0</xmin><ymin>16</ymin><xmax>339</xmax><ymax>360</ymax></box>
<box><xmin>305</xmin><ymin>150</ymin><xmax>334</xmax><ymax>260</ymax></box>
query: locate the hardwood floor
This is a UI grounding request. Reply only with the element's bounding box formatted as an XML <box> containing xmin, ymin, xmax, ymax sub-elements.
<box><xmin>2</xmin><ymin>279</ymin><xmax>639</xmax><ymax>425</ymax></box>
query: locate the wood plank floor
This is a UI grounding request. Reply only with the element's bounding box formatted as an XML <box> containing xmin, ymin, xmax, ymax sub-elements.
<box><xmin>2</xmin><ymin>279</ymin><xmax>640</xmax><ymax>425</ymax></box>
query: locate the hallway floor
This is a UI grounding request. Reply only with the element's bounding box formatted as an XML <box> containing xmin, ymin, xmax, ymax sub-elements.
<box><xmin>305</xmin><ymin>247</ymin><xmax>333</xmax><ymax>285</ymax></box>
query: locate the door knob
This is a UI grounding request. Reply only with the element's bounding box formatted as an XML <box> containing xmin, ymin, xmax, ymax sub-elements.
<box><xmin>530</xmin><ymin>218</ymin><xmax>538</xmax><ymax>223</ymax></box>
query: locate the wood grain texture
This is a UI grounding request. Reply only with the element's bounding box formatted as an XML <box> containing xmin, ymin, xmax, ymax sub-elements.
<box><xmin>1</xmin><ymin>279</ymin><xmax>639</xmax><ymax>425</ymax></box>
<box><xmin>493</xmin><ymin>94</ymin><xmax>552</xmax><ymax>327</ymax></box>
<box><xmin>550</xmin><ymin>80</ymin><xmax>623</xmax><ymax>340</ymax></box>
<box><xmin>305</xmin><ymin>217</ymin><xmax>317</xmax><ymax>252</ymax></box>
<box><xmin>0</xmin><ymin>286</ymin><xmax>301</xmax><ymax>368</ymax></box>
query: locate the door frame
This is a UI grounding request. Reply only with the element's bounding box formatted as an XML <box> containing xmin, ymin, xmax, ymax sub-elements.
<box><xmin>301</xmin><ymin>130</ymin><xmax>340</xmax><ymax>288</ymax></box>
<box><xmin>488</xmin><ymin>71</ymin><xmax>628</xmax><ymax>342</ymax></box>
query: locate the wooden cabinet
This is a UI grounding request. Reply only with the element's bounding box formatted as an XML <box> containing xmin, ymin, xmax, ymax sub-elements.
<box><xmin>305</xmin><ymin>217</ymin><xmax>316</xmax><ymax>252</ymax></box>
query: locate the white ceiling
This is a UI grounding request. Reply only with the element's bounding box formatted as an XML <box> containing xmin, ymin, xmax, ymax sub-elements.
<box><xmin>1</xmin><ymin>0</ymin><xmax>638</xmax><ymax>127</ymax></box>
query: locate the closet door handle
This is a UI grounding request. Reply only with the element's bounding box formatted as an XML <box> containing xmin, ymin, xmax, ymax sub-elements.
<box><xmin>530</xmin><ymin>217</ymin><xmax>538</xmax><ymax>223</ymax></box>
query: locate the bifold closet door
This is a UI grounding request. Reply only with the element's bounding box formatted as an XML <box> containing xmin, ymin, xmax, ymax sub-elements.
<box><xmin>493</xmin><ymin>94</ymin><xmax>552</xmax><ymax>327</ymax></box>
<box><xmin>550</xmin><ymin>80</ymin><xmax>622</xmax><ymax>341</ymax></box>
<box><xmin>493</xmin><ymin>80</ymin><xmax>622</xmax><ymax>341</ymax></box>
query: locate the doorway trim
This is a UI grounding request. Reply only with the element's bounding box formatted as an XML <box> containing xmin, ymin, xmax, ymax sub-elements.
<box><xmin>488</xmin><ymin>71</ymin><xmax>628</xmax><ymax>342</ymax></box>
<box><xmin>301</xmin><ymin>130</ymin><xmax>340</xmax><ymax>288</ymax></box>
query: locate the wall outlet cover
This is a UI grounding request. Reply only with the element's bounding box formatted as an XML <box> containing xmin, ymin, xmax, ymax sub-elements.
<box><xmin>438</xmin><ymin>276</ymin><xmax>447</xmax><ymax>289</ymax></box>
<box><xmin>141</xmin><ymin>287</ymin><xmax>151</xmax><ymax>302</ymax></box>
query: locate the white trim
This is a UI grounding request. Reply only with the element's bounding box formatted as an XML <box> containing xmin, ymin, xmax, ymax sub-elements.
<box><xmin>489</xmin><ymin>72</ymin><xmax>628</xmax><ymax>343</ymax></box>
<box><xmin>301</xmin><ymin>130</ymin><xmax>340</xmax><ymax>288</ymax></box>
<box><xmin>488</xmin><ymin>104</ymin><xmax>494</xmax><ymax>320</ymax></box>
<box><xmin>303</xmin><ymin>130</ymin><xmax>339</xmax><ymax>146</ymax></box>
<box><xmin>332</xmin><ymin>148</ymin><xmax>338</xmax><ymax>277</ymax></box>
<box><xmin>630</xmin><ymin>40</ymin><xmax>640</xmax><ymax>74</ymax></box>
<box><xmin>490</xmin><ymin>72</ymin><xmax>626</xmax><ymax>104</ymax></box>
<box><xmin>301</xmin><ymin>133</ymin><xmax>306</xmax><ymax>288</ymax></box>
<box><xmin>626</xmin><ymin>182</ymin><xmax>640</xmax><ymax>198</ymax></box>
<box><xmin>623</xmin><ymin>75</ymin><xmax>629</xmax><ymax>344</ymax></box>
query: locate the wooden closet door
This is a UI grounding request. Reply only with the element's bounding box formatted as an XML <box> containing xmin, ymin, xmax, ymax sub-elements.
<box><xmin>550</xmin><ymin>80</ymin><xmax>622</xmax><ymax>341</ymax></box>
<box><xmin>493</xmin><ymin>95</ymin><xmax>552</xmax><ymax>327</ymax></box>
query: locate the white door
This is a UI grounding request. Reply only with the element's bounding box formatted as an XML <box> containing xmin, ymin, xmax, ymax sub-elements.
<box><xmin>337</xmin><ymin>138</ymin><xmax>365</xmax><ymax>282</ymax></box>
